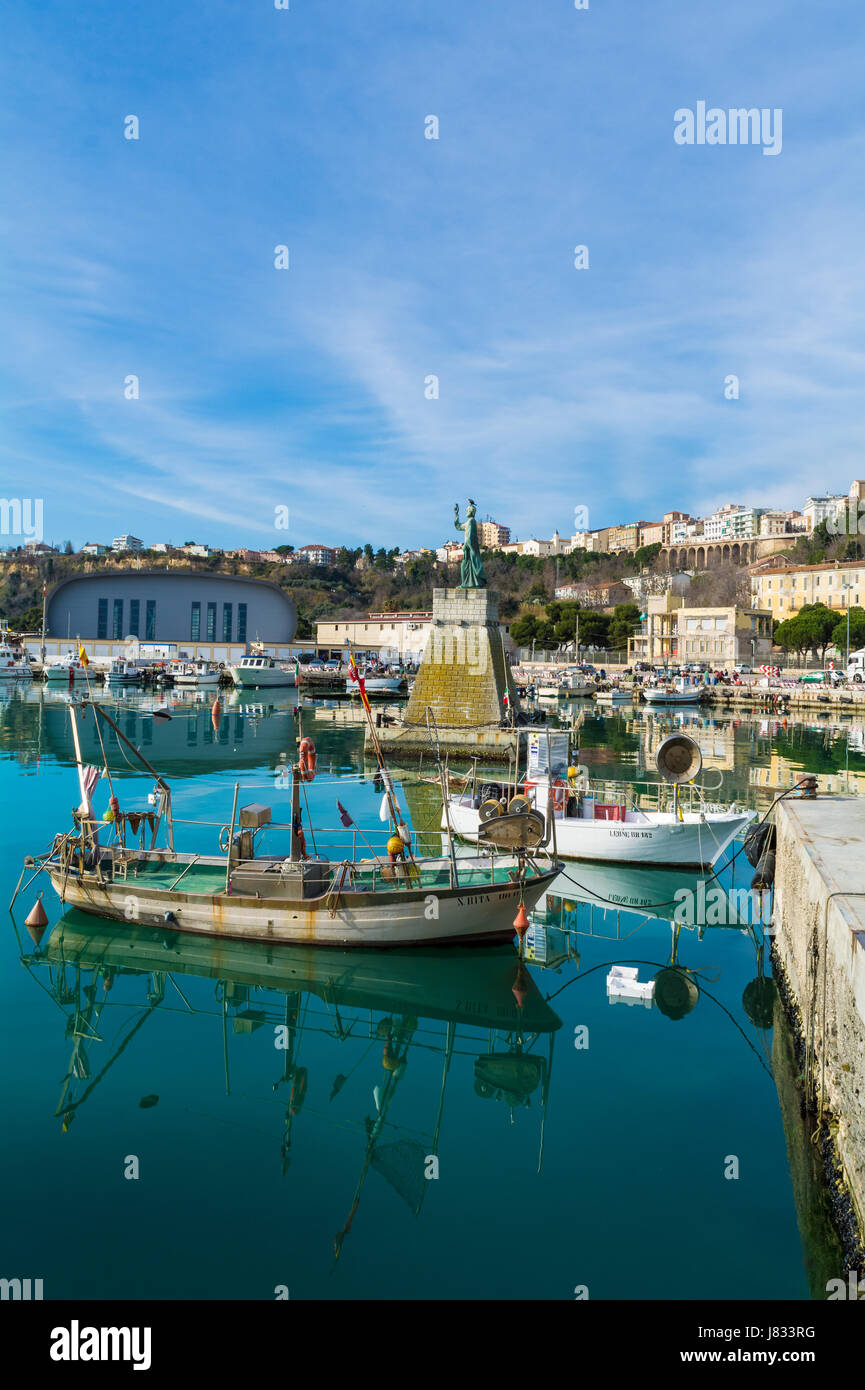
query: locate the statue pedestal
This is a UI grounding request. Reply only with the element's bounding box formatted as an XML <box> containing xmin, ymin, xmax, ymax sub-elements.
<box><xmin>369</xmin><ymin>588</ymin><xmax>521</xmax><ymax>762</ymax></box>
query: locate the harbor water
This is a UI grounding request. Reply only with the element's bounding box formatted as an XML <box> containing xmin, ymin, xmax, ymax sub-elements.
<box><xmin>1</xmin><ymin>684</ymin><xmax>860</xmax><ymax>1300</ymax></box>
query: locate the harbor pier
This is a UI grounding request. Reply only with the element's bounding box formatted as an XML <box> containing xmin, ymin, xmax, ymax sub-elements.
<box><xmin>772</xmin><ymin>797</ymin><xmax>865</xmax><ymax>1269</ymax></box>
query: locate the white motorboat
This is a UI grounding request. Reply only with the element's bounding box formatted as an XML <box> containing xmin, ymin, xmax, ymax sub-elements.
<box><xmin>230</xmin><ymin>653</ymin><xmax>296</xmax><ymax>689</ymax></box>
<box><xmin>44</xmin><ymin>653</ymin><xmax>91</xmax><ymax>684</ymax></box>
<box><xmin>643</xmin><ymin>677</ymin><xmax>704</xmax><ymax>706</ymax></box>
<box><xmin>443</xmin><ymin>731</ymin><xmax>754</xmax><ymax>869</ymax></box>
<box><xmin>594</xmin><ymin>688</ymin><xmax>632</xmax><ymax>705</ymax></box>
<box><xmin>170</xmin><ymin>659</ymin><xmax>222</xmax><ymax>689</ymax></box>
<box><xmin>0</xmin><ymin>642</ymin><xmax>33</xmax><ymax>679</ymax></box>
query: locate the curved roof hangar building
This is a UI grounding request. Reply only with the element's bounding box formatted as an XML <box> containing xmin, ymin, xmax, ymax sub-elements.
<box><xmin>46</xmin><ymin>570</ymin><xmax>297</xmax><ymax>648</ymax></box>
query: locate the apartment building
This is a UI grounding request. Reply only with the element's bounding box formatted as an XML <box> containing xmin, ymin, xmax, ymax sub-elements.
<box><xmin>477</xmin><ymin>521</ymin><xmax>511</xmax><ymax>548</ymax></box>
<box><xmin>750</xmin><ymin>559</ymin><xmax>865</xmax><ymax>621</ymax></box>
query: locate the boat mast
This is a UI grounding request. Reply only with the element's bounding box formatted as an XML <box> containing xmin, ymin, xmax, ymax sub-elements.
<box><xmin>87</xmin><ymin>699</ymin><xmax>174</xmax><ymax>850</ymax></box>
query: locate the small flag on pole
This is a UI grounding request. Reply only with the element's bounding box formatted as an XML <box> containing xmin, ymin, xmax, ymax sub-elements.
<box><xmin>337</xmin><ymin>800</ymin><xmax>354</xmax><ymax>828</ymax></box>
<box><xmin>78</xmin><ymin>643</ymin><xmax>89</xmax><ymax>667</ymax></box>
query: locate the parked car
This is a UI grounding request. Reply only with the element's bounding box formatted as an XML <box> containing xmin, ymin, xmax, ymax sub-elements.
<box><xmin>734</xmin><ymin>664</ymin><xmax>752</xmax><ymax>675</ymax></box>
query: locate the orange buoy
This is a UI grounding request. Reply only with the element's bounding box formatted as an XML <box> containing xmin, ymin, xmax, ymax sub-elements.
<box><xmin>211</xmin><ymin>696</ymin><xmax>222</xmax><ymax>731</ymax></box>
<box><xmin>513</xmin><ymin>903</ymin><xmax>530</xmax><ymax>939</ymax></box>
<box><xmin>298</xmin><ymin>737</ymin><xmax>316</xmax><ymax>782</ymax></box>
<box><xmin>25</xmin><ymin>895</ymin><xmax>48</xmax><ymax>944</ymax></box>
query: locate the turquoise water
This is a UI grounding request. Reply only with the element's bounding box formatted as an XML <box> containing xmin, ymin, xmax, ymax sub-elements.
<box><xmin>2</xmin><ymin>685</ymin><xmax>860</xmax><ymax>1300</ymax></box>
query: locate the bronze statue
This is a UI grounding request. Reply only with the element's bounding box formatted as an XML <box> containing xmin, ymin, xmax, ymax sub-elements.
<box><xmin>454</xmin><ymin>499</ymin><xmax>487</xmax><ymax>589</ymax></box>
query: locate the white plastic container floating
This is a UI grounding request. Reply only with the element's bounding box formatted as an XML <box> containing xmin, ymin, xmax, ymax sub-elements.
<box><xmin>606</xmin><ymin>965</ymin><xmax>655</xmax><ymax>1007</ymax></box>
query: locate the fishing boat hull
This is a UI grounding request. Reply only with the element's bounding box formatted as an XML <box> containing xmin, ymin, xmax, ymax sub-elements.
<box><xmin>46</xmin><ymin>854</ymin><xmax>559</xmax><ymax>947</ymax></box>
<box><xmin>346</xmin><ymin>677</ymin><xmax>404</xmax><ymax>696</ymax></box>
<box><xmin>444</xmin><ymin>800</ymin><xmax>753</xmax><ymax>868</ymax></box>
<box><xmin>643</xmin><ymin>688</ymin><xmax>703</xmax><ymax>705</ymax></box>
<box><xmin>173</xmin><ymin>673</ymin><xmax>222</xmax><ymax>688</ymax></box>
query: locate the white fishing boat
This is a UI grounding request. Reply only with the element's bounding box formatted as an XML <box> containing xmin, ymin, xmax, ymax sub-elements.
<box><xmin>21</xmin><ymin>660</ymin><xmax>559</xmax><ymax>947</ymax></box>
<box><xmin>230</xmin><ymin>652</ymin><xmax>296</xmax><ymax>689</ymax></box>
<box><xmin>103</xmin><ymin>658</ymin><xmax>143</xmax><ymax>686</ymax></box>
<box><xmin>442</xmin><ymin>731</ymin><xmax>754</xmax><ymax>869</ymax></box>
<box><xmin>170</xmin><ymin>659</ymin><xmax>222</xmax><ymax>688</ymax></box>
<box><xmin>561</xmin><ymin>674</ymin><xmax>597</xmax><ymax>698</ymax></box>
<box><xmin>643</xmin><ymin>677</ymin><xmax>704</xmax><ymax>706</ymax></box>
<box><xmin>0</xmin><ymin>642</ymin><xmax>33</xmax><ymax>680</ymax></box>
<box><xmin>44</xmin><ymin>653</ymin><xmax>90</xmax><ymax>684</ymax></box>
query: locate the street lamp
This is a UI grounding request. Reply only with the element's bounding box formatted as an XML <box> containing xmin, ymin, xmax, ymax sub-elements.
<box><xmin>842</xmin><ymin>582</ymin><xmax>851</xmax><ymax>674</ymax></box>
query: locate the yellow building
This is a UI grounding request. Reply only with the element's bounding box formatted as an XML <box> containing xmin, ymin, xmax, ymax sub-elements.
<box><xmin>750</xmin><ymin>559</ymin><xmax>865</xmax><ymax>621</ymax></box>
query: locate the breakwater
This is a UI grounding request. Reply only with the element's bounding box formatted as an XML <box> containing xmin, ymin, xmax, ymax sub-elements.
<box><xmin>772</xmin><ymin>797</ymin><xmax>865</xmax><ymax>1276</ymax></box>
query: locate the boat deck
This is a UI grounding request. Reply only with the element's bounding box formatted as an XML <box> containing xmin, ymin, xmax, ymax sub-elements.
<box><xmin>115</xmin><ymin>856</ymin><xmax>528</xmax><ymax>896</ymax></box>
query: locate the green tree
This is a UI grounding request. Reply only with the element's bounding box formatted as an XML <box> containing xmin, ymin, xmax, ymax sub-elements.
<box><xmin>510</xmin><ymin>614</ymin><xmax>539</xmax><ymax>644</ymax></box>
<box><xmin>830</xmin><ymin>606</ymin><xmax>865</xmax><ymax>657</ymax></box>
<box><xmin>575</xmin><ymin>610</ymin><xmax>611</xmax><ymax>649</ymax></box>
<box><xmin>634</xmin><ymin>542</ymin><xmax>662</xmax><ymax>569</ymax></box>
<box><xmin>609</xmin><ymin>602</ymin><xmax>642</xmax><ymax>650</ymax></box>
<box><xmin>796</xmin><ymin>603</ymin><xmax>838</xmax><ymax>660</ymax></box>
<box><xmin>774</xmin><ymin>616</ymin><xmax>809</xmax><ymax>655</ymax></box>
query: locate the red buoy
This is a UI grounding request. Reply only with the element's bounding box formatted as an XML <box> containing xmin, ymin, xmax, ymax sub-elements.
<box><xmin>211</xmin><ymin>696</ymin><xmax>222</xmax><ymax>731</ymax></box>
<box><xmin>25</xmin><ymin>896</ymin><xmax>49</xmax><ymax>945</ymax></box>
<box><xmin>513</xmin><ymin>903</ymin><xmax>530</xmax><ymax>939</ymax></box>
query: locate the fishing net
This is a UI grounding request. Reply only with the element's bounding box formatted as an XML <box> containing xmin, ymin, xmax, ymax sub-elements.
<box><xmin>370</xmin><ymin>1138</ymin><xmax>427</xmax><ymax>1215</ymax></box>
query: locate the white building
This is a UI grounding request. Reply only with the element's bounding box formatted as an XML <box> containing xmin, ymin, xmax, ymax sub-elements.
<box><xmin>803</xmin><ymin>495</ymin><xmax>847</xmax><ymax>532</ymax></box>
<box><xmin>297</xmin><ymin>544</ymin><xmax>337</xmax><ymax>566</ymax></box>
<box><xmin>112</xmin><ymin>535</ymin><xmax>143</xmax><ymax>553</ymax></box>
<box><xmin>81</xmin><ymin>542</ymin><xmax>109</xmax><ymax>556</ymax></box>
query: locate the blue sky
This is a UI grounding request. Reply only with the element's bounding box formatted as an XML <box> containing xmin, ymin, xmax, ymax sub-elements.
<box><xmin>2</xmin><ymin>0</ymin><xmax>864</xmax><ymax>551</ymax></box>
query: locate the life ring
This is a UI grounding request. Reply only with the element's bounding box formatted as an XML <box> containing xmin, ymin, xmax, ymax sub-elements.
<box><xmin>298</xmin><ymin>737</ymin><xmax>317</xmax><ymax>782</ymax></box>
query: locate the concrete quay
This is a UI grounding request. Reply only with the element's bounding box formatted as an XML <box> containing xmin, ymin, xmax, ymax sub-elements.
<box><xmin>772</xmin><ymin>797</ymin><xmax>865</xmax><ymax>1268</ymax></box>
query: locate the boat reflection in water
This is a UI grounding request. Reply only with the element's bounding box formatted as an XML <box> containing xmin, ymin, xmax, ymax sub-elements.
<box><xmin>526</xmin><ymin>859</ymin><xmax>774</xmax><ymax>1024</ymax></box>
<box><xmin>22</xmin><ymin>913</ymin><xmax>562</xmax><ymax>1256</ymax></box>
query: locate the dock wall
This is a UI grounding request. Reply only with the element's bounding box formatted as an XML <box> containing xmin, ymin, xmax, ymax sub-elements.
<box><xmin>773</xmin><ymin>798</ymin><xmax>865</xmax><ymax>1261</ymax></box>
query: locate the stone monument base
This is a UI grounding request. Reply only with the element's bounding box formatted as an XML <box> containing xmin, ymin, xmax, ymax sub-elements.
<box><xmin>365</xmin><ymin>587</ymin><xmax>521</xmax><ymax>761</ymax></box>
